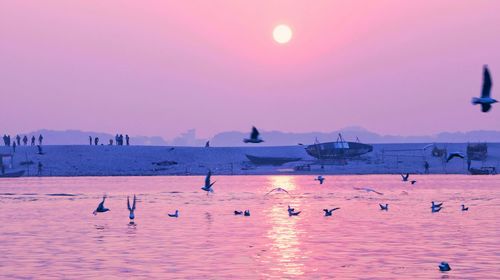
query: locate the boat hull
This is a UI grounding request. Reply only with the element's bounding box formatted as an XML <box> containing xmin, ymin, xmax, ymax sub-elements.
<box><xmin>0</xmin><ymin>170</ymin><xmax>25</xmax><ymax>178</ymax></box>
<box><xmin>245</xmin><ymin>154</ymin><xmax>302</xmax><ymax>166</ymax></box>
<box><xmin>305</xmin><ymin>141</ymin><xmax>373</xmax><ymax>160</ymax></box>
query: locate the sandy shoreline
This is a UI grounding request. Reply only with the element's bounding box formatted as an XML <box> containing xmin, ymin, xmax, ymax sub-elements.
<box><xmin>1</xmin><ymin>143</ymin><xmax>500</xmax><ymax>177</ymax></box>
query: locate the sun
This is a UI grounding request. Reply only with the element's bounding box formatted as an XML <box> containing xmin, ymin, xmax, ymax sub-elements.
<box><xmin>273</xmin><ymin>24</ymin><xmax>292</xmax><ymax>44</ymax></box>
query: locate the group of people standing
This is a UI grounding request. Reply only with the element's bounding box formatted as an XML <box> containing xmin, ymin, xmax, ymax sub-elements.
<box><xmin>89</xmin><ymin>134</ymin><xmax>130</xmax><ymax>146</ymax></box>
<box><xmin>2</xmin><ymin>134</ymin><xmax>44</xmax><ymax>150</ymax></box>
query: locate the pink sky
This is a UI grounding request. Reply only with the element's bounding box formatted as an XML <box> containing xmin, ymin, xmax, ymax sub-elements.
<box><xmin>1</xmin><ymin>0</ymin><xmax>500</xmax><ymax>139</ymax></box>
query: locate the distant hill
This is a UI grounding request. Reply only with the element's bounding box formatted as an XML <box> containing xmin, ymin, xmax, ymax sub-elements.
<box><xmin>11</xmin><ymin>127</ymin><xmax>500</xmax><ymax>146</ymax></box>
<box><xmin>210</xmin><ymin>126</ymin><xmax>500</xmax><ymax>146</ymax></box>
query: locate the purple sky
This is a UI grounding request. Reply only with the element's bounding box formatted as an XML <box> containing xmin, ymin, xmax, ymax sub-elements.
<box><xmin>1</xmin><ymin>1</ymin><xmax>500</xmax><ymax>139</ymax></box>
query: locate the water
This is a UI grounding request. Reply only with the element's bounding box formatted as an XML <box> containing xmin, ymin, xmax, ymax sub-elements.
<box><xmin>0</xmin><ymin>175</ymin><xmax>499</xmax><ymax>279</ymax></box>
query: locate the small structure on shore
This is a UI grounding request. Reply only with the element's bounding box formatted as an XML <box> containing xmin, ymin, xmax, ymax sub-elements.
<box><xmin>305</xmin><ymin>134</ymin><xmax>373</xmax><ymax>160</ymax></box>
<box><xmin>0</xmin><ymin>153</ymin><xmax>25</xmax><ymax>178</ymax></box>
<box><xmin>245</xmin><ymin>154</ymin><xmax>301</xmax><ymax>166</ymax></box>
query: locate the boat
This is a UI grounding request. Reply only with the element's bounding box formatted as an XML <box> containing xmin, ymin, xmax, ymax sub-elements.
<box><xmin>469</xmin><ymin>167</ymin><xmax>496</xmax><ymax>175</ymax></box>
<box><xmin>0</xmin><ymin>170</ymin><xmax>25</xmax><ymax>178</ymax></box>
<box><xmin>245</xmin><ymin>154</ymin><xmax>302</xmax><ymax>166</ymax></box>
<box><xmin>305</xmin><ymin>134</ymin><xmax>373</xmax><ymax>160</ymax></box>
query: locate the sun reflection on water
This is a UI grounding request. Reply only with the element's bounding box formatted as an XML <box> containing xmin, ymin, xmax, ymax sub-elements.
<box><xmin>264</xmin><ymin>176</ymin><xmax>305</xmax><ymax>277</ymax></box>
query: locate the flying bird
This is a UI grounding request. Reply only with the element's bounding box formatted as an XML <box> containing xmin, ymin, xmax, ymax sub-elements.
<box><xmin>168</xmin><ymin>210</ymin><xmax>179</xmax><ymax>218</ymax></box>
<box><xmin>244</xmin><ymin>210</ymin><xmax>251</xmax><ymax>216</ymax></box>
<box><xmin>93</xmin><ymin>195</ymin><xmax>110</xmax><ymax>215</ymax></box>
<box><xmin>201</xmin><ymin>171</ymin><xmax>215</xmax><ymax>195</ymax></box>
<box><xmin>243</xmin><ymin>126</ymin><xmax>264</xmax><ymax>143</ymax></box>
<box><xmin>353</xmin><ymin>187</ymin><xmax>384</xmax><ymax>195</ymax></box>
<box><xmin>461</xmin><ymin>204</ymin><xmax>469</xmax><ymax>211</ymax></box>
<box><xmin>264</xmin><ymin>187</ymin><xmax>292</xmax><ymax>197</ymax></box>
<box><xmin>410</xmin><ymin>180</ymin><xmax>417</xmax><ymax>185</ymax></box>
<box><xmin>472</xmin><ymin>65</ymin><xmax>497</xmax><ymax>112</ymax></box>
<box><xmin>234</xmin><ymin>210</ymin><xmax>243</xmax><ymax>215</ymax></box>
<box><xmin>446</xmin><ymin>152</ymin><xmax>465</xmax><ymax>163</ymax></box>
<box><xmin>379</xmin><ymin>203</ymin><xmax>389</xmax><ymax>211</ymax></box>
<box><xmin>315</xmin><ymin>176</ymin><xmax>325</xmax><ymax>184</ymax></box>
<box><xmin>439</xmin><ymin>261</ymin><xmax>451</xmax><ymax>272</ymax></box>
<box><xmin>401</xmin><ymin>173</ymin><xmax>410</xmax><ymax>182</ymax></box>
<box><xmin>323</xmin><ymin>208</ymin><xmax>340</xmax><ymax>216</ymax></box>
<box><xmin>127</xmin><ymin>194</ymin><xmax>136</xmax><ymax>221</ymax></box>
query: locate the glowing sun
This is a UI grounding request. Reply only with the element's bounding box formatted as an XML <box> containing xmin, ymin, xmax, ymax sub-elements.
<box><xmin>273</xmin><ymin>24</ymin><xmax>292</xmax><ymax>44</ymax></box>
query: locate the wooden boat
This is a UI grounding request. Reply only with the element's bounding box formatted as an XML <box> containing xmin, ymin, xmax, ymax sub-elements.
<box><xmin>469</xmin><ymin>167</ymin><xmax>496</xmax><ymax>175</ymax></box>
<box><xmin>245</xmin><ymin>154</ymin><xmax>302</xmax><ymax>166</ymax></box>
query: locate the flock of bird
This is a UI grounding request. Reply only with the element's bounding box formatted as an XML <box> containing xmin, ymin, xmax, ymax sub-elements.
<box><xmin>91</xmin><ymin>169</ymin><xmax>472</xmax><ymax>272</ymax></box>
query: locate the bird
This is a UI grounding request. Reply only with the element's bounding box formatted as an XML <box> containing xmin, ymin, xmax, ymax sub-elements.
<box><xmin>201</xmin><ymin>170</ymin><xmax>215</xmax><ymax>195</ymax></box>
<box><xmin>461</xmin><ymin>204</ymin><xmax>469</xmax><ymax>211</ymax></box>
<box><xmin>401</xmin><ymin>173</ymin><xmax>410</xmax><ymax>182</ymax></box>
<box><xmin>472</xmin><ymin>65</ymin><xmax>497</xmax><ymax>112</ymax></box>
<box><xmin>288</xmin><ymin>205</ymin><xmax>300</xmax><ymax>216</ymax></box>
<box><xmin>168</xmin><ymin>210</ymin><xmax>179</xmax><ymax>218</ymax></box>
<box><xmin>379</xmin><ymin>204</ymin><xmax>389</xmax><ymax>211</ymax></box>
<box><xmin>410</xmin><ymin>180</ymin><xmax>417</xmax><ymax>185</ymax></box>
<box><xmin>446</xmin><ymin>152</ymin><xmax>465</xmax><ymax>163</ymax></box>
<box><xmin>353</xmin><ymin>187</ymin><xmax>384</xmax><ymax>195</ymax></box>
<box><xmin>439</xmin><ymin>261</ymin><xmax>451</xmax><ymax>272</ymax></box>
<box><xmin>264</xmin><ymin>187</ymin><xmax>292</xmax><ymax>197</ymax></box>
<box><xmin>432</xmin><ymin>201</ymin><xmax>443</xmax><ymax>208</ymax></box>
<box><xmin>243</xmin><ymin>126</ymin><xmax>264</xmax><ymax>143</ymax></box>
<box><xmin>323</xmin><ymin>208</ymin><xmax>340</xmax><ymax>216</ymax></box>
<box><xmin>234</xmin><ymin>210</ymin><xmax>243</xmax><ymax>215</ymax></box>
<box><xmin>127</xmin><ymin>194</ymin><xmax>136</xmax><ymax>220</ymax></box>
<box><xmin>432</xmin><ymin>206</ymin><xmax>442</xmax><ymax>213</ymax></box>
<box><xmin>93</xmin><ymin>195</ymin><xmax>110</xmax><ymax>215</ymax></box>
<box><xmin>244</xmin><ymin>210</ymin><xmax>250</xmax><ymax>216</ymax></box>
<box><xmin>315</xmin><ymin>176</ymin><xmax>325</xmax><ymax>184</ymax></box>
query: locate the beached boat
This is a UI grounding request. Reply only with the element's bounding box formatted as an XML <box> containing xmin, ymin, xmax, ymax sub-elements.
<box><xmin>245</xmin><ymin>154</ymin><xmax>302</xmax><ymax>166</ymax></box>
<box><xmin>0</xmin><ymin>170</ymin><xmax>25</xmax><ymax>178</ymax></box>
<box><xmin>469</xmin><ymin>167</ymin><xmax>496</xmax><ymax>175</ymax></box>
<box><xmin>305</xmin><ymin>134</ymin><xmax>373</xmax><ymax>160</ymax></box>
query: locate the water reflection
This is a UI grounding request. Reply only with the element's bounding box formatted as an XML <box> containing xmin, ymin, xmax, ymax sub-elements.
<box><xmin>265</xmin><ymin>176</ymin><xmax>305</xmax><ymax>277</ymax></box>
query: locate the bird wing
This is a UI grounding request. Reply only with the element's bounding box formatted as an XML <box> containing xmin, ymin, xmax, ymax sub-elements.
<box><xmin>482</xmin><ymin>66</ymin><xmax>492</xmax><ymax>98</ymax></box>
<box><xmin>205</xmin><ymin>171</ymin><xmax>211</xmax><ymax>186</ymax></box>
<box><xmin>127</xmin><ymin>196</ymin><xmax>131</xmax><ymax>211</ymax></box>
<box><xmin>132</xmin><ymin>195</ymin><xmax>136</xmax><ymax>210</ymax></box>
<box><xmin>251</xmin><ymin>126</ymin><xmax>260</xmax><ymax>139</ymax></box>
<box><xmin>481</xmin><ymin>103</ymin><xmax>492</xmax><ymax>112</ymax></box>
<box><xmin>332</xmin><ymin>207</ymin><xmax>340</xmax><ymax>211</ymax></box>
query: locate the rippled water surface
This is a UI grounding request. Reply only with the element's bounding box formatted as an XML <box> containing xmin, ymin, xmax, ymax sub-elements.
<box><xmin>0</xmin><ymin>175</ymin><xmax>499</xmax><ymax>279</ymax></box>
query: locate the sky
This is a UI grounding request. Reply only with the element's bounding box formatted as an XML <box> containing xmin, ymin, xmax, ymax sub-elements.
<box><xmin>1</xmin><ymin>0</ymin><xmax>500</xmax><ymax>139</ymax></box>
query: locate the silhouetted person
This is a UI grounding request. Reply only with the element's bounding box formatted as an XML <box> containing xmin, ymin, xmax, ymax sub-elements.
<box><xmin>16</xmin><ymin>135</ymin><xmax>21</xmax><ymax>146</ymax></box>
<box><xmin>23</xmin><ymin>135</ymin><xmax>28</xmax><ymax>146</ymax></box>
<box><xmin>109</xmin><ymin>139</ymin><xmax>113</xmax><ymax>145</ymax></box>
<box><xmin>2</xmin><ymin>135</ymin><xmax>6</xmax><ymax>146</ymax></box>
<box><xmin>38</xmin><ymin>134</ymin><xmax>43</xmax><ymax>145</ymax></box>
<box><xmin>12</xmin><ymin>141</ymin><xmax>16</xmax><ymax>152</ymax></box>
<box><xmin>467</xmin><ymin>159</ymin><xmax>472</xmax><ymax>170</ymax></box>
<box><xmin>7</xmin><ymin>135</ymin><xmax>11</xmax><ymax>146</ymax></box>
<box><xmin>89</xmin><ymin>136</ymin><xmax>92</xmax><ymax>145</ymax></box>
<box><xmin>125</xmin><ymin>134</ymin><xmax>130</xmax><ymax>146</ymax></box>
<box><xmin>205</xmin><ymin>141</ymin><xmax>210</xmax><ymax>148</ymax></box>
<box><xmin>37</xmin><ymin>162</ymin><xmax>43</xmax><ymax>176</ymax></box>
<box><xmin>120</xmin><ymin>134</ymin><xmax>124</xmax><ymax>146</ymax></box>
<box><xmin>31</xmin><ymin>136</ymin><xmax>36</xmax><ymax>146</ymax></box>
<box><xmin>94</xmin><ymin>137</ymin><xmax>99</xmax><ymax>146</ymax></box>
<box><xmin>424</xmin><ymin>161</ymin><xmax>430</xmax><ymax>174</ymax></box>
